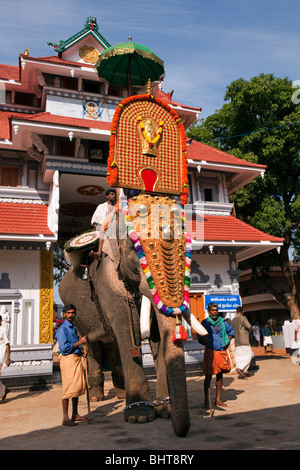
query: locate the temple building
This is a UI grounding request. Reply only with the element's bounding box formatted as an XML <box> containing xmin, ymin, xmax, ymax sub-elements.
<box><xmin>0</xmin><ymin>17</ymin><xmax>283</xmax><ymax>387</ymax></box>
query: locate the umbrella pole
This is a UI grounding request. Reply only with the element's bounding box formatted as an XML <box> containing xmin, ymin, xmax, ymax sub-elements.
<box><xmin>128</xmin><ymin>55</ymin><xmax>132</xmax><ymax>96</ymax></box>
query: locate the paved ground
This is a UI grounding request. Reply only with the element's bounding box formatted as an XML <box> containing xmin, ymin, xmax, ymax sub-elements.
<box><xmin>1</xmin><ymin>347</ymin><xmax>300</xmax><ymax>452</ymax></box>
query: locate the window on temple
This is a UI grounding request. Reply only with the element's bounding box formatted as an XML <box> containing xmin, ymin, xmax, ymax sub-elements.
<box><xmin>1</xmin><ymin>167</ymin><xmax>19</xmax><ymax>186</ymax></box>
<box><xmin>204</xmin><ymin>187</ymin><xmax>213</xmax><ymax>202</ymax></box>
<box><xmin>56</xmin><ymin>139</ymin><xmax>75</xmax><ymax>157</ymax></box>
<box><xmin>88</xmin><ymin>140</ymin><xmax>109</xmax><ymax>162</ymax></box>
<box><xmin>108</xmin><ymin>85</ymin><xmax>122</xmax><ymax>97</ymax></box>
<box><xmin>61</xmin><ymin>77</ymin><xmax>78</xmax><ymax>90</ymax></box>
<box><xmin>82</xmin><ymin>80</ymin><xmax>104</xmax><ymax>94</ymax></box>
<box><xmin>14</xmin><ymin>92</ymin><xmax>40</xmax><ymax>107</ymax></box>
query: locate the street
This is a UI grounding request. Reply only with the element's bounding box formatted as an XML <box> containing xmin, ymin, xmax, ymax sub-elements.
<box><xmin>1</xmin><ymin>348</ymin><xmax>299</xmax><ymax>451</ymax></box>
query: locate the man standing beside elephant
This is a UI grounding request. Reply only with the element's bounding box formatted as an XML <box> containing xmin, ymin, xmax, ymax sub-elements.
<box><xmin>56</xmin><ymin>304</ymin><xmax>88</xmax><ymax>426</ymax></box>
<box><xmin>199</xmin><ymin>302</ymin><xmax>235</xmax><ymax>409</ymax></box>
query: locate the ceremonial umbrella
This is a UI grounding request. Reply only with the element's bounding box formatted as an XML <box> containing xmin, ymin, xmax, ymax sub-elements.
<box><xmin>95</xmin><ymin>38</ymin><xmax>165</xmax><ymax>95</ymax></box>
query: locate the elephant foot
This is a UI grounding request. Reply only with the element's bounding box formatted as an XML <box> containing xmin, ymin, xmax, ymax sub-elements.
<box><xmin>113</xmin><ymin>386</ymin><xmax>126</xmax><ymax>400</ymax></box>
<box><xmin>90</xmin><ymin>385</ymin><xmax>105</xmax><ymax>402</ymax></box>
<box><xmin>124</xmin><ymin>401</ymin><xmax>155</xmax><ymax>424</ymax></box>
<box><xmin>111</xmin><ymin>373</ymin><xmax>125</xmax><ymax>399</ymax></box>
<box><xmin>153</xmin><ymin>396</ymin><xmax>171</xmax><ymax>419</ymax></box>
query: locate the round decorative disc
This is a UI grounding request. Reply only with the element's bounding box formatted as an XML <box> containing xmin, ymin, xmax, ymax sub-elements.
<box><xmin>69</xmin><ymin>231</ymin><xmax>99</xmax><ymax>248</ymax></box>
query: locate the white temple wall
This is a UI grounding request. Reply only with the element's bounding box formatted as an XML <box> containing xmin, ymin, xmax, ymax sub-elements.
<box><xmin>0</xmin><ymin>250</ymin><xmax>40</xmax><ymax>346</ymax></box>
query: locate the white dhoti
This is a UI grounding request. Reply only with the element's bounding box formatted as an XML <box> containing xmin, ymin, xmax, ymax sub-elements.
<box><xmin>0</xmin><ymin>364</ymin><xmax>6</xmax><ymax>398</ymax></box>
<box><xmin>263</xmin><ymin>336</ymin><xmax>273</xmax><ymax>347</ymax></box>
<box><xmin>234</xmin><ymin>345</ymin><xmax>252</xmax><ymax>372</ymax></box>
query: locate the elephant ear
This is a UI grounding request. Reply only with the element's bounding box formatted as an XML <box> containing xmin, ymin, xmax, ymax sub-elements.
<box><xmin>102</xmin><ymin>237</ymin><xmax>120</xmax><ymax>266</ymax></box>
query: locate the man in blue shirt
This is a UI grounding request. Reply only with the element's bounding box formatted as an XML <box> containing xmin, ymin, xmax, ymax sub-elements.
<box><xmin>56</xmin><ymin>304</ymin><xmax>88</xmax><ymax>426</ymax></box>
<box><xmin>199</xmin><ymin>302</ymin><xmax>235</xmax><ymax>409</ymax></box>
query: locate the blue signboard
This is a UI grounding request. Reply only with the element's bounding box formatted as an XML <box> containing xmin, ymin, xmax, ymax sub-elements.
<box><xmin>205</xmin><ymin>294</ymin><xmax>241</xmax><ymax>311</ymax></box>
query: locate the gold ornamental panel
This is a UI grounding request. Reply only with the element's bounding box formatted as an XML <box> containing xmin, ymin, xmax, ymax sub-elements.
<box><xmin>79</xmin><ymin>45</ymin><xmax>100</xmax><ymax>64</ymax></box>
<box><xmin>39</xmin><ymin>250</ymin><xmax>53</xmax><ymax>344</ymax></box>
<box><xmin>128</xmin><ymin>194</ymin><xmax>187</xmax><ymax>308</ymax></box>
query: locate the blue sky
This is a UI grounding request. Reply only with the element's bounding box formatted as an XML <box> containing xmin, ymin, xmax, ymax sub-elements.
<box><xmin>1</xmin><ymin>0</ymin><xmax>299</xmax><ymax>120</ymax></box>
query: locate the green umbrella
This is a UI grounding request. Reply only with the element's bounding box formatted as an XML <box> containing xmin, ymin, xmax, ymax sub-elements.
<box><xmin>95</xmin><ymin>38</ymin><xmax>165</xmax><ymax>95</ymax></box>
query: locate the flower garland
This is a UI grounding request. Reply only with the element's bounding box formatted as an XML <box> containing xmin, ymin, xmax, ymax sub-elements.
<box><xmin>107</xmin><ymin>93</ymin><xmax>189</xmax><ymax>205</ymax></box>
<box><xmin>137</xmin><ymin>116</ymin><xmax>164</xmax><ymax>148</ymax></box>
<box><xmin>122</xmin><ymin>199</ymin><xmax>191</xmax><ymax>316</ymax></box>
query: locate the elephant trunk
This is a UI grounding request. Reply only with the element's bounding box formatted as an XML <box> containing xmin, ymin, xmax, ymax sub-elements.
<box><xmin>155</xmin><ymin>312</ymin><xmax>190</xmax><ymax>437</ymax></box>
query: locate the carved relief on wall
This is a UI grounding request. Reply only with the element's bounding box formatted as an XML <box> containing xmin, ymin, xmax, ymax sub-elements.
<box><xmin>77</xmin><ymin>185</ymin><xmax>104</xmax><ymax>196</ymax></box>
<box><xmin>39</xmin><ymin>251</ymin><xmax>53</xmax><ymax>344</ymax></box>
<box><xmin>0</xmin><ymin>305</ymin><xmax>10</xmax><ymax>340</ymax></box>
<box><xmin>79</xmin><ymin>45</ymin><xmax>99</xmax><ymax>64</ymax></box>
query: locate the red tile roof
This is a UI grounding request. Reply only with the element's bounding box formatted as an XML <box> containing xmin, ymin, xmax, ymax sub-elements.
<box><xmin>11</xmin><ymin>111</ymin><xmax>111</xmax><ymax>131</ymax></box>
<box><xmin>0</xmin><ymin>111</ymin><xmax>265</xmax><ymax>172</ymax></box>
<box><xmin>20</xmin><ymin>54</ymin><xmax>95</xmax><ymax>69</ymax></box>
<box><xmin>187</xmin><ymin>214</ymin><xmax>284</xmax><ymax>243</ymax></box>
<box><xmin>187</xmin><ymin>139</ymin><xmax>266</xmax><ymax>169</ymax></box>
<box><xmin>0</xmin><ymin>202</ymin><xmax>54</xmax><ymax>235</ymax></box>
<box><xmin>0</xmin><ymin>63</ymin><xmax>20</xmax><ymax>81</ymax></box>
<box><xmin>0</xmin><ymin>111</ymin><xmax>34</xmax><ymax>139</ymax></box>
<box><xmin>155</xmin><ymin>89</ymin><xmax>201</xmax><ymax>112</ymax></box>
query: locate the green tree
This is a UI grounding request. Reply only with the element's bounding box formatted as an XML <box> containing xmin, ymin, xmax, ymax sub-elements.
<box><xmin>188</xmin><ymin>74</ymin><xmax>300</xmax><ymax>319</ymax></box>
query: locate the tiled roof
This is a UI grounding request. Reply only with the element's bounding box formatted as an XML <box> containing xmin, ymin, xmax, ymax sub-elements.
<box><xmin>156</xmin><ymin>89</ymin><xmax>201</xmax><ymax>111</ymax></box>
<box><xmin>0</xmin><ymin>111</ymin><xmax>34</xmax><ymax>139</ymax></box>
<box><xmin>0</xmin><ymin>111</ymin><xmax>265</xmax><ymax>172</ymax></box>
<box><xmin>0</xmin><ymin>202</ymin><xmax>54</xmax><ymax>235</ymax></box>
<box><xmin>5</xmin><ymin>112</ymin><xmax>111</xmax><ymax>133</ymax></box>
<box><xmin>187</xmin><ymin>214</ymin><xmax>284</xmax><ymax>243</ymax></box>
<box><xmin>0</xmin><ymin>63</ymin><xmax>20</xmax><ymax>81</ymax></box>
<box><xmin>11</xmin><ymin>111</ymin><xmax>111</xmax><ymax>131</ymax></box>
<box><xmin>187</xmin><ymin>139</ymin><xmax>266</xmax><ymax>169</ymax></box>
<box><xmin>20</xmin><ymin>54</ymin><xmax>96</xmax><ymax>69</ymax></box>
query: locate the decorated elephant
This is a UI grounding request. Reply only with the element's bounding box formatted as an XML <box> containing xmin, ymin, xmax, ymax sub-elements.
<box><xmin>59</xmin><ymin>194</ymin><xmax>207</xmax><ymax>437</ymax></box>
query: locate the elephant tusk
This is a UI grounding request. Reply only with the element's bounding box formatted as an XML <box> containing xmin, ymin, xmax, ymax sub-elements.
<box><xmin>182</xmin><ymin>308</ymin><xmax>208</xmax><ymax>336</ymax></box>
<box><xmin>140</xmin><ymin>295</ymin><xmax>151</xmax><ymax>339</ymax></box>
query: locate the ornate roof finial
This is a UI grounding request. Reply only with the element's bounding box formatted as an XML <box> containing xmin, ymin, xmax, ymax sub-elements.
<box><xmin>145</xmin><ymin>78</ymin><xmax>153</xmax><ymax>95</ymax></box>
<box><xmin>128</xmin><ymin>36</ymin><xmax>132</xmax><ymax>42</ymax></box>
<box><xmin>24</xmin><ymin>48</ymin><xmax>29</xmax><ymax>56</ymax></box>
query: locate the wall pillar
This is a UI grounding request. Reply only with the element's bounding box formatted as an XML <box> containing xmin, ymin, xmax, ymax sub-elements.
<box><xmin>39</xmin><ymin>250</ymin><xmax>53</xmax><ymax>343</ymax></box>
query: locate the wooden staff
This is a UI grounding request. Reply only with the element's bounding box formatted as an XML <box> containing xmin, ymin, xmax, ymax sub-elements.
<box><xmin>83</xmin><ymin>345</ymin><xmax>92</xmax><ymax>424</ymax></box>
<box><xmin>206</xmin><ymin>348</ymin><xmax>215</xmax><ymax>418</ymax></box>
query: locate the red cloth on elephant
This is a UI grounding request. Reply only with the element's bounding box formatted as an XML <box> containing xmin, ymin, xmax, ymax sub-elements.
<box><xmin>203</xmin><ymin>347</ymin><xmax>232</xmax><ymax>375</ymax></box>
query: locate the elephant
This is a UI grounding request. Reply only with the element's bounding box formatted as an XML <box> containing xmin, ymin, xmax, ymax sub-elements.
<box><xmin>59</xmin><ymin>193</ymin><xmax>207</xmax><ymax>437</ymax></box>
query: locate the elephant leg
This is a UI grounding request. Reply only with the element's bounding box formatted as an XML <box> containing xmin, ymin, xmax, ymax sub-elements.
<box><xmin>93</xmin><ymin>257</ymin><xmax>156</xmax><ymax>423</ymax></box>
<box><xmin>117</xmin><ymin>308</ymin><xmax>156</xmax><ymax>422</ymax></box>
<box><xmin>149</xmin><ymin>339</ymin><xmax>171</xmax><ymax>419</ymax></box>
<box><xmin>155</xmin><ymin>313</ymin><xmax>190</xmax><ymax>437</ymax></box>
<box><xmin>104</xmin><ymin>341</ymin><xmax>126</xmax><ymax>399</ymax></box>
<box><xmin>87</xmin><ymin>342</ymin><xmax>105</xmax><ymax>402</ymax></box>
<box><xmin>148</xmin><ymin>315</ymin><xmax>170</xmax><ymax>419</ymax></box>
